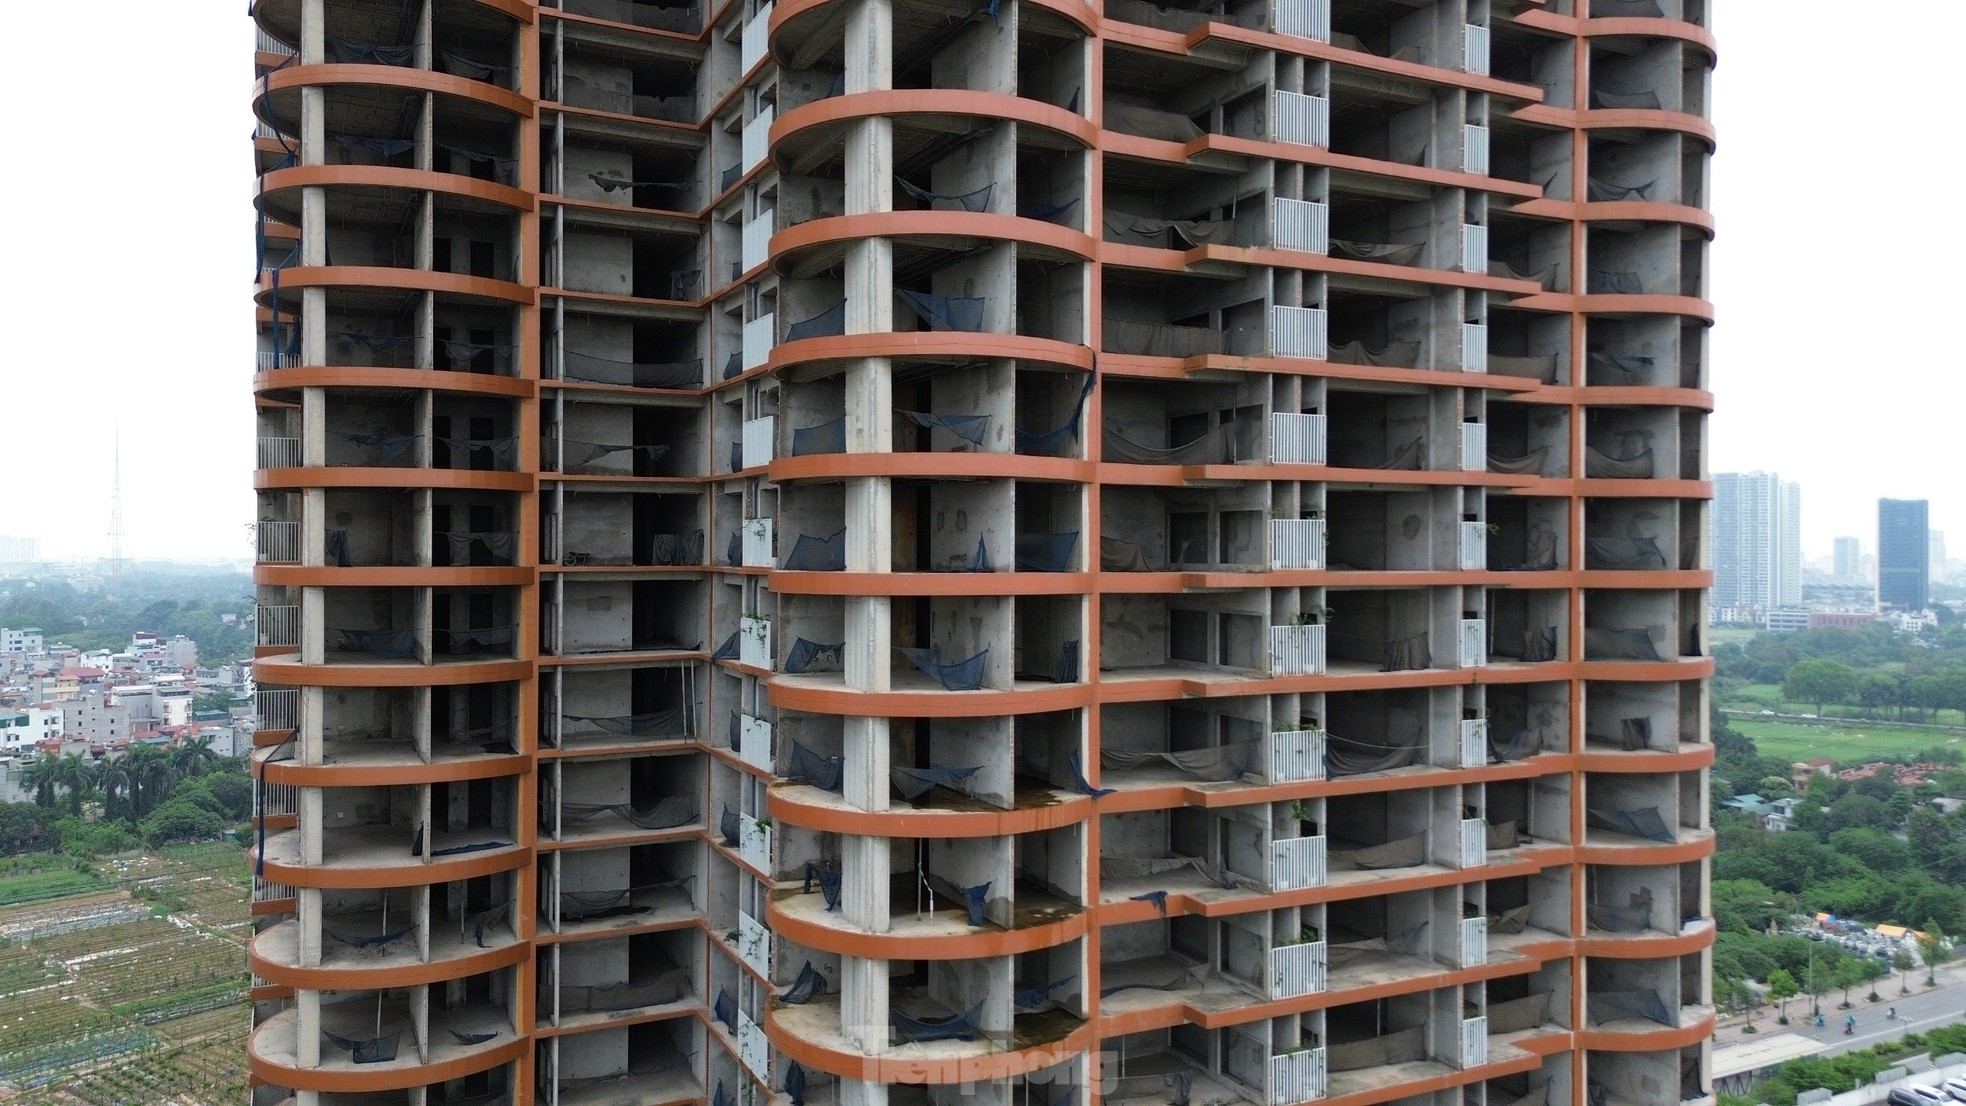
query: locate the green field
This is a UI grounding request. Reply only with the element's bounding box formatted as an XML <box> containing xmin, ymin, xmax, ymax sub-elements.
<box><xmin>0</xmin><ymin>865</ymin><xmax>101</xmax><ymax>907</ymax></box>
<box><xmin>1727</xmin><ymin>718</ymin><xmax>1964</xmax><ymax>766</ymax></box>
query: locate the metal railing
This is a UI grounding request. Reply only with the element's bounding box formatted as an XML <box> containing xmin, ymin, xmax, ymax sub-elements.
<box><xmin>741</xmin><ymin>314</ymin><xmax>775</xmax><ymax>371</ymax></box>
<box><xmin>1270</xmin><ymin>305</ymin><xmax>1328</xmax><ymax>360</ymax></box>
<box><xmin>1272</xmin><ymin>0</ymin><xmax>1330</xmax><ymax>40</ymax></box>
<box><xmin>255</xmin><ymin>605</ymin><xmax>300</xmax><ymax>648</ymax></box>
<box><xmin>1459</xmin><ymin>916</ymin><xmax>1489</xmax><ymax>968</ymax></box>
<box><xmin>1269</xmin><ymin>518</ymin><xmax>1326</xmax><ymax>571</ymax></box>
<box><xmin>737</xmin><ymin>910</ymin><xmax>773</xmax><ymax>979</ymax></box>
<box><xmin>741</xmin><ymin>415</ymin><xmax>776</xmax><ymax>469</ymax></box>
<box><xmin>740</xmin><ymin>2</ymin><xmax>773</xmax><ymax>70</ymax></box>
<box><xmin>1461</xmin><ymin>817</ymin><xmax>1487</xmax><ymax>868</ymax></box>
<box><xmin>739</xmin><ymin>714</ymin><xmax>774</xmax><ymax>775</ymax></box>
<box><xmin>1268</xmin><ymin>940</ymin><xmax>1327</xmax><ymax>999</ymax></box>
<box><xmin>738</xmin><ymin>811</ymin><xmax>773</xmax><ymax>873</ymax></box>
<box><xmin>741</xmin><ymin>212</ymin><xmax>773</xmax><ymax>273</ymax></box>
<box><xmin>1460</xmin><ymin>520</ymin><xmax>1488</xmax><ymax>570</ymax></box>
<box><xmin>1464</xmin><ymin>24</ymin><xmax>1491</xmax><ymax>75</ymax></box>
<box><xmin>1269</xmin><ymin>1046</ymin><xmax>1327</xmax><ymax>1105</ymax></box>
<box><xmin>1274</xmin><ymin>90</ymin><xmax>1330</xmax><ymax>147</ymax></box>
<box><xmin>1462</xmin><ymin>322</ymin><xmax>1488</xmax><ymax>373</ymax></box>
<box><xmin>1460</xmin><ymin>1015</ymin><xmax>1489</xmax><ymax>1066</ymax></box>
<box><xmin>256</xmin><ymin>688</ymin><xmax>298</xmax><ymax>731</ymax></box>
<box><xmin>1272</xmin><ymin>198</ymin><xmax>1329</xmax><ymax>254</ymax></box>
<box><xmin>256</xmin><ymin>351</ymin><xmax>298</xmax><ymax>372</ymax></box>
<box><xmin>1460</xmin><ymin>717</ymin><xmax>1487</xmax><ymax>767</ymax></box>
<box><xmin>739</xmin><ymin>615</ymin><xmax>773</xmax><ymax>669</ymax></box>
<box><xmin>1461</xmin><ymin>422</ymin><xmax>1488</xmax><ymax>472</ymax></box>
<box><xmin>1267</xmin><ymin>728</ymin><xmax>1326</xmax><ymax>783</ymax></box>
<box><xmin>1271</xmin><ymin>835</ymin><xmax>1326</xmax><ymax>891</ymax></box>
<box><xmin>1267</xmin><ymin>412</ymin><xmax>1327</xmax><ymax>466</ymax></box>
<box><xmin>1461</xmin><ymin>224</ymin><xmax>1488</xmax><ymax>273</ymax></box>
<box><xmin>1268</xmin><ymin>623</ymin><xmax>1326</xmax><ymax>676</ymax></box>
<box><xmin>1464</xmin><ymin>124</ymin><xmax>1491</xmax><ymax>175</ymax></box>
<box><xmin>1460</xmin><ymin>618</ymin><xmax>1488</xmax><ymax>668</ymax></box>
<box><xmin>741</xmin><ymin>106</ymin><xmax>774</xmax><ymax>171</ymax></box>
<box><xmin>256</xmin><ymin>436</ymin><xmax>302</xmax><ymax>469</ymax></box>
<box><xmin>256</xmin><ymin>521</ymin><xmax>300</xmax><ymax>564</ymax></box>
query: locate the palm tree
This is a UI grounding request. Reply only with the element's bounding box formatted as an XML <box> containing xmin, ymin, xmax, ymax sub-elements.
<box><xmin>170</xmin><ymin>735</ymin><xmax>221</xmax><ymax>781</ymax></box>
<box><xmin>123</xmin><ymin>744</ymin><xmax>179</xmax><ymax>819</ymax></box>
<box><xmin>52</xmin><ymin>754</ymin><xmax>93</xmax><ymax>817</ymax></box>
<box><xmin>93</xmin><ymin>758</ymin><xmax>133</xmax><ymax>823</ymax></box>
<box><xmin>18</xmin><ymin>753</ymin><xmax>60</xmax><ymax>809</ymax></box>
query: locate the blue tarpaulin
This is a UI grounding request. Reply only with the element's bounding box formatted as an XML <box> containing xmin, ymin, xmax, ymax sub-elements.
<box><xmin>784</xmin><ymin>529</ymin><xmax>848</xmax><ymax>571</ymax></box>
<box><xmin>1015</xmin><ymin>532</ymin><xmax>1079</xmax><ymax>572</ymax></box>
<box><xmin>791</xmin><ymin>416</ymin><xmax>847</xmax><ymax>456</ymax></box>
<box><xmin>1015</xmin><ymin>370</ymin><xmax>1096</xmax><ymax>456</ymax></box>
<box><xmin>785</xmin><ymin>638</ymin><xmax>846</xmax><ymax>675</ymax></box>
<box><xmin>788</xmin><ymin>741</ymin><xmax>845</xmax><ymax>792</ymax></box>
<box><xmin>899</xmin><ymin>646</ymin><xmax>988</xmax><ymax>690</ymax></box>
<box><xmin>1068</xmin><ymin>751</ymin><xmax>1114</xmax><ymax>797</ymax></box>
<box><xmin>892</xmin><ymin>1002</ymin><xmax>984</xmax><ymax>1042</ymax></box>
<box><xmin>325</xmin><ymin>1030</ymin><xmax>399</xmax><ymax>1064</ymax></box>
<box><xmin>897</xmin><ymin>178</ymin><xmax>994</xmax><ymax>212</ymax></box>
<box><xmin>892</xmin><ymin>764</ymin><xmax>982</xmax><ymax>800</ymax></box>
<box><xmin>803</xmin><ymin>862</ymin><xmax>843</xmax><ymax>910</ymax></box>
<box><xmin>900</xmin><ymin>410</ymin><xmax>990</xmax><ymax>446</ymax></box>
<box><xmin>898</xmin><ymin>290</ymin><xmax>986</xmax><ymax>332</ymax></box>
<box><xmin>926</xmin><ymin>536</ymin><xmax>993</xmax><ymax>573</ymax></box>
<box><xmin>786</xmin><ymin>301</ymin><xmax>847</xmax><ymax>341</ymax></box>
<box><xmin>780</xmin><ymin>962</ymin><xmax>828</xmax><ymax>1005</ymax></box>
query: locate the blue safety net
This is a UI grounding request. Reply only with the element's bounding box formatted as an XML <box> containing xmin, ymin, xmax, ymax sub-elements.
<box><xmin>332</xmin><ymin>431</ymin><xmax>420</xmax><ymax>464</ymax></box>
<box><xmin>787</xmin><ymin>1062</ymin><xmax>808</xmax><ymax>1106</ymax></box>
<box><xmin>332</xmin><ymin>133</ymin><xmax>416</xmax><ymax>159</ymax></box>
<box><xmin>328</xmin><ymin>36</ymin><xmax>414</xmax><ymax>64</ymax></box>
<box><xmin>723</xmin><ymin>351</ymin><xmax>744</xmax><ymax>381</ymax></box>
<box><xmin>1588</xmin><ymin>268</ymin><xmax>1645</xmax><ymax>295</ymax></box>
<box><xmin>1054</xmin><ymin>640</ymin><xmax>1080</xmax><ymax>683</ymax></box>
<box><xmin>325</xmin><ymin>529</ymin><xmax>351</xmax><ymax>567</ymax></box>
<box><xmin>669</xmin><ymin>269</ymin><xmax>702</xmax><ymax>300</ymax></box>
<box><xmin>326</xmin><ymin>923</ymin><xmax>416</xmax><ymax>950</ymax></box>
<box><xmin>721</xmin><ymin>163</ymin><xmax>743</xmax><ymax>191</ymax></box>
<box><xmin>892</xmin><ymin>1002</ymin><xmax>985</xmax><ymax>1042</ymax></box>
<box><xmin>784</xmin><ymin>529</ymin><xmax>848</xmax><ymax>571</ymax></box>
<box><xmin>791</xmin><ymin>417</ymin><xmax>847</xmax><ymax>456</ymax></box>
<box><xmin>900</xmin><ymin>410</ymin><xmax>990</xmax><ymax>446</ymax></box>
<box><xmin>1588</xmin><ymin>177</ymin><xmax>1655</xmax><ymax>202</ymax></box>
<box><xmin>442</xmin><ymin>625</ymin><xmax>518</xmax><ymax>654</ymax></box>
<box><xmin>897</xmin><ymin>178</ymin><xmax>994</xmax><ymax>212</ymax></box>
<box><xmin>1015</xmin><ymin>370</ymin><xmax>1096</xmax><ymax>457</ymax></box>
<box><xmin>786</xmin><ymin>301</ymin><xmax>847</xmax><ymax>341</ymax></box>
<box><xmin>442</xmin><ymin>531</ymin><xmax>516</xmax><ymax>565</ymax></box>
<box><xmin>926</xmin><ymin>536</ymin><xmax>994</xmax><ymax>573</ymax></box>
<box><xmin>898</xmin><ymin>290</ymin><xmax>986</xmax><ymax>332</ymax></box>
<box><xmin>339</xmin><ymin>628</ymin><xmax>415</xmax><ymax>659</ymax></box>
<box><xmin>787</xmin><ymin>741</ymin><xmax>845</xmax><ymax>792</ymax></box>
<box><xmin>1585</xmin><ymin>806</ymin><xmax>1676</xmax><ymax>843</ymax></box>
<box><xmin>439</xmin><ymin>49</ymin><xmax>514</xmax><ymax>82</ymax></box>
<box><xmin>803</xmin><ymin>862</ymin><xmax>843</xmax><ymax>910</ymax></box>
<box><xmin>780</xmin><ymin>962</ymin><xmax>828</xmax><ymax>1005</ymax></box>
<box><xmin>338</xmin><ymin>331</ymin><xmax>415</xmax><ymax>353</ymax></box>
<box><xmin>436</xmin><ymin>142</ymin><xmax>517</xmax><ymax>181</ymax></box>
<box><xmin>1585</xmin><ymin>536</ymin><xmax>1668</xmax><ymax>570</ymax></box>
<box><xmin>564</xmin><ymin>440</ymin><xmax>671</xmax><ymax>468</ymax></box>
<box><xmin>720</xmin><ymin>804</ymin><xmax>740</xmax><ymax>846</ymax></box>
<box><xmin>560</xmin><ymin>797</ymin><xmax>697</xmax><ymax>830</ymax></box>
<box><xmin>563</xmin><ymin>349</ymin><xmax>703</xmax><ymax>388</ymax></box>
<box><xmin>1015</xmin><ymin>975</ymin><xmax>1077</xmax><ymax>1009</ymax></box>
<box><xmin>450</xmin><ymin>1029</ymin><xmax>499</xmax><ymax>1045</ymax></box>
<box><xmin>1587</xmin><ymin>351</ymin><xmax>1655</xmax><ymax>382</ymax></box>
<box><xmin>712</xmin><ymin>632</ymin><xmax>740</xmax><ymax>661</ymax></box>
<box><xmin>1488</xmin><ymin>727</ymin><xmax>1544</xmax><ymax>762</ymax></box>
<box><xmin>965</xmin><ymin>882</ymin><xmax>991</xmax><ymax>926</ymax></box>
<box><xmin>410</xmin><ymin>826</ymin><xmax>512</xmax><ymax>857</ymax></box>
<box><xmin>892</xmin><ymin>764</ymin><xmax>982</xmax><ymax>799</ymax></box>
<box><xmin>471</xmin><ymin>902</ymin><xmax>510</xmax><ymax>947</ymax></box>
<box><xmin>1019</xmin><ymin>197</ymin><xmax>1081</xmax><ymax>223</ymax></box>
<box><xmin>785</xmin><ymin>638</ymin><xmax>846</xmax><ymax>675</ymax></box>
<box><xmin>1068</xmin><ymin>751</ymin><xmax>1114</xmax><ymax>797</ymax></box>
<box><xmin>563</xmin><ymin>708</ymin><xmax>690</xmax><ymax>739</ymax></box>
<box><xmin>899</xmin><ymin>646</ymin><xmax>988</xmax><ymax>690</ymax></box>
<box><xmin>436</xmin><ymin>435</ymin><xmax>517</xmax><ymax>469</ymax></box>
<box><xmin>714</xmin><ymin>988</ymin><xmax>738</xmax><ymax>1032</ymax></box>
<box><xmin>651</xmin><ymin>530</ymin><xmax>706</xmax><ymax>566</ymax></box>
<box><xmin>1015</xmin><ymin>532</ymin><xmax>1079</xmax><ymax>572</ymax></box>
<box><xmin>1131</xmin><ymin>890</ymin><xmax>1170</xmax><ymax>915</ymax></box>
<box><xmin>1587</xmin><ymin>989</ymin><xmax>1674</xmax><ymax>1027</ymax></box>
<box><xmin>325</xmin><ymin>1030</ymin><xmax>400</xmax><ymax>1064</ymax></box>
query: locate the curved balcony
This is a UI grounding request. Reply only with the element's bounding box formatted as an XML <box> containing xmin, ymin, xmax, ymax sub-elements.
<box><xmin>767</xmin><ymin>992</ymin><xmax>1092</xmax><ymax>1083</ymax></box>
<box><xmin>1577</xmin><ymin>1001</ymin><xmax>1714</xmax><ymax>1051</ymax></box>
<box><xmin>256</xmin><ymin>162</ymin><xmax>531</xmax><ymax>232</ymax></box>
<box><xmin>248</xmin><ymin>1004</ymin><xmax>523</xmax><ymax>1094</ymax></box>
<box><xmin>257</xmin><ymin>825</ymin><xmax>530</xmax><ymax>889</ymax></box>
<box><xmin>769</xmin><ymin>669</ymin><xmax>1095</xmax><ymax>718</ymax></box>
<box><xmin>766</xmin><ymin>879</ymin><xmax>1087</xmax><ymax>961</ymax></box>
<box><xmin>1576</xmin><ymin>825</ymin><xmax>1713</xmax><ymax>867</ymax></box>
<box><xmin>256</xmin><ymin>652</ymin><xmax>533</xmax><ymax>689</ymax></box>
<box><xmin>254</xmin><ymin>263</ymin><xmax>531</xmax><ymax>314</ymax></box>
<box><xmin>1580</xmin><ymin>915</ymin><xmax>1716</xmax><ymax>959</ymax></box>
<box><xmin>772</xmin><ymin>90</ymin><xmax>1096</xmax><ymax>173</ymax></box>
<box><xmin>259</xmin><ymin>744</ymin><xmax>527</xmax><ymax>789</ymax></box>
<box><xmin>250</xmin><ymin>912</ymin><xmax>528</xmax><ymax>990</ymax></box>
<box><xmin>769</xmin><ymin>776</ymin><xmax>1092</xmax><ymax>838</ymax></box>
<box><xmin>255</xmin><ymin>64</ymin><xmax>531</xmax><ymax>137</ymax></box>
<box><xmin>253</xmin><ymin>0</ymin><xmax>530</xmax><ymax>51</ymax></box>
<box><xmin>770</xmin><ymin>0</ymin><xmax>1095</xmax><ymax>51</ymax></box>
<box><xmin>774</xmin><ymin>212</ymin><xmax>1095</xmax><ymax>278</ymax></box>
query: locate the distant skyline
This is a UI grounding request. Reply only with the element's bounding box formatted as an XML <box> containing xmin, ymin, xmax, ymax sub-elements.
<box><xmin>4</xmin><ymin>3</ymin><xmax>1964</xmax><ymax>561</ymax></box>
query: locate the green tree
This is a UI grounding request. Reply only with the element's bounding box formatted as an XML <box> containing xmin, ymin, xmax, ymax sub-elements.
<box><xmin>1919</xmin><ymin>921</ymin><xmax>1949</xmax><ymax>986</ymax></box>
<box><xmin>1767</xmin><ymin>968</ymin><xmax>1798</xmax><ymax>1023</ymax></box>
<box><xmin>17</xmin><ymin>754</ymin><xmax>60</xmax><ymax>808</ymax></box>
<box><xmin>138</xmin><ymin>800</ymin><xmax>224</xmax><ymax>847</ymax></box>
<box><xmin>1892</xmin><ymin>948</ymin><xmax>1916</xmax><ymax>994</ymax></box>
<box><xmin>169</xmin><ymin>735</ymin><xmax>221</xmax><ymax>781</ymax></box>
<box><xmin>1831</xmin><ymin>959</ymin><xmax>1862</xmax><ymax>1009</ymax></box>
<box><xmin>121</xmin><ymin>744</ymin><xmax>178</xmax><ymax>820</ymax></box>
<box><xmin>1783</xmin><ymin>658</ymin><xmax>1857</xmax><ymax>715</ymax></box>
<box><xmin>51</xmin><ymin>754</ymin><xmax>93</xmax><ymax>817</ymax></box>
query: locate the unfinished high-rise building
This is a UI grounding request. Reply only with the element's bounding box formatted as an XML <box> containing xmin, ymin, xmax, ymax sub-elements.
<box><xmin>248</xmin><ymin>0</ymin><xmax>1717</xmax><ymax>1104</ymax></box>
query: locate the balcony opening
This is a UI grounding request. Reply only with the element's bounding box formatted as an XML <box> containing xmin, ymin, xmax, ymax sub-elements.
<box><xmin>543</xmin><ymin>839</ymin><xmax>698</xmax><ymax>932</ymax></box>
<box><xmin>543</xmin><ymin>751</ymin><xmax>702</xmax><ymax>840</ymax></box>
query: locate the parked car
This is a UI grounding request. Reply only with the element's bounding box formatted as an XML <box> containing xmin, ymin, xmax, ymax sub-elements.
<box><xmin>1940</xmin><ymin>1076</ymin><xmax>1966</xmax><ymax>1102</ymax></box>
<box><xmin>1759</xmin><ymin>709</ymin><xmax>1776</xmax><ymax>715</ymax></box>
<box><xmin>1887</xmin><ymin>1085</ymin><xmax>1947</xmax><ymax>1106</ymax></box>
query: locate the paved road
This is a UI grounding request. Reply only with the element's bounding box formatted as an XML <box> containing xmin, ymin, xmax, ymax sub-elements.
<box><xmin>1772</xmin><ymin>973</ymin><xmax>1966</xmax><ymax>1058</ymax></box>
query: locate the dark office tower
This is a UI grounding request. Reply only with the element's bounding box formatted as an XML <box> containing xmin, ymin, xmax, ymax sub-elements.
<box><xmin>248</xmin><ymin>2</ymin><xmax>1717</xmax><ymax>1104</ymax></box>
<box><xmin>1878</xmin><ymin>498</ymin><xmax>1930</xmax><ymax>610</ymax></box>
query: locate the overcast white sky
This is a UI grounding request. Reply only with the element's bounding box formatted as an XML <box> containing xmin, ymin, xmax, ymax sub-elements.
<box><xmin>0</xmin><ymin>2</ymin><xmax>1952</xmax><ymax>562</ymax></box>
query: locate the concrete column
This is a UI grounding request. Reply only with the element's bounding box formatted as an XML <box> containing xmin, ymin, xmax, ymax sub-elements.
<box><xmin>299</xmin><ymin>786</ymin><xmax>323</xmax><ymax>866</ymax></box>
<box><xmin>844</xmin><ymin>0</ymin><xmax>893</xmax><ymax>95</ymax></box>
<box><xmin>300</xmin><ymin>686</ymin><xmax>325</xmax><ymax>764</ymax></box>
<box><xmin>839</xmin><ymin>953</ymin><xmax>890</xmax><ymax>1055</ymax></box>
<box><xmin>298</xmin><ymin>887</ymin><xmax>323</xmax><ymax>968</ymax></box>
<box><xmin>296</xmin><ymin>988</ymin><xmax>321</xmax><ymax>1067</ymax></box>
<box><xmin>300</xmin><ymin>590</ymin><xmax>325</xmax><ymax>667</ymax></box>
<box><xmin>300</xmin><ymin>0</ymin><xmax>324</xmax><ymax>64</ymax></box>
<box><xmin>840</xmin><ymin>1077</ymin><xmax>889</xmax><ymax>1106</ymax></box>
<box><xmin>842</xmin><ymin>595</ymin><xmax>890</xmax><ymax>692</ymax></box>
<box><xmin>301</xmin><ymin>388</ymin><xmax>327</xmax><ymax>466</ymax></box>
<box><xmin>842</xmin><ymin>833</ymin><xmax>890</xmax><ymax>932</ymax></box>
<box><xmin>843</xmin><ymin>716</ymin><xmax>890</xmax><ymax>813</ymax></box>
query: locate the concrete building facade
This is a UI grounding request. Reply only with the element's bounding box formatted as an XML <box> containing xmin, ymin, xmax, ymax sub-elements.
<box><xmin>1878</xmin><ymin>498</ymin><xmax>1929</xmax><ymax>611</ymax></box>
<box><xmin>1831</xmin><ymin>536</ymin><xmax>1860</xmax><ymax>584</ymax></box>
<box><xmin>247</xmin><ymin>2</ymin><xmax>1717</xmax><ymax>1106</ymax></box>
<box><xmin>1710</xmin><ymin>472</ymin><xmax>1798</xmax><ymax>624</ymax></box>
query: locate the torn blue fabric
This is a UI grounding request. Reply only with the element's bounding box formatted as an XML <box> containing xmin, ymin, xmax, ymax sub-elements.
<box><xmin>1131</xmin><ymin>890</ymin><xmax>1170</xmax><ymax>915</ymax></box>
<box><xmin>791</xmin><ymin>416</ymin><xmax>847</xmax><ymax>456</ymax></box>
<box><xmin>900</xmin><ymin>410</ymin><xmax>990</xmax><ymax>446</ymax></box>
<box><xmin>784</xmin><ymin>529</ymin><xmax>848</xmax><ymax>571</ymax></box>
<box><xmin>788</xmin><ymin>741</ymin><xmax>845</xmax><ymax>792</ymax></box>
<box><xmin>785</xmin><ymin>638</ymin><xmax>846</xmax><ymax>675</ymax></box>
<box><xmin>898</xmin><ymin>290</ymin><xmax>986</xmax><ymax>332</ymax></box>
<box><xmin>1068</xmin><ymin>751</ymin><xmax>1114</xmax><ymax>797</ymax></box>
<box><xmin>899</xmin><ymin>646</ymin><xmax>988</xmax><ymax>690</ymax></box>
<box><xmin>803</xmin><ymin>862</ymin><xmax>842</xmax><ymax>910</ymax></box>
